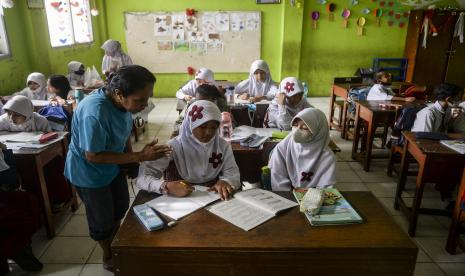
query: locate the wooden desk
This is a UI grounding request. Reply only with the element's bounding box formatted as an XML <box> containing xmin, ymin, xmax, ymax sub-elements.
<box><xmin>11</xmin><ymin>135</ymin><xmax>78</xmax><ymax>239</ymax></box>
<box><xmin>351</xmin><ymin>100</ymin><xmax>421</xmax><ymax>171</ymax></box>
<box><xmin>394</xmin><ymin>132</ymin><xmax>465</xmax><ymax>237</ymax></box>
<box><xmin>446</xmin><ymin>168</ymin><xmax>465</xmax><ymax>254</ymax></box>
<box><xmin>112</xmin><ymin>191</ymin><xmax>417</xmax><ymax>276</ymax></box>
<box><xmin>231</xmin><ymin>141</ymin><xmax>278</xmax><ymax>183</ymax></box>
<box><xmin>230</xmin><ymin>102</ymin><xmax>269</xmax><ymax>127</ymax></box>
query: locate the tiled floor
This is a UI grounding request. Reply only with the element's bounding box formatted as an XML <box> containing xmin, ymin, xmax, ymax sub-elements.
<box><xmin>7</xmin><ymin>97</ymin><xmax>465</xmax><ymax>276</ymax></box>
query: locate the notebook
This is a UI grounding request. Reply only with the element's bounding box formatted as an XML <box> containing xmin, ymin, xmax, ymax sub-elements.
<box><xmin>145</xmin><ymin>185</ymin><xmax>220</xmax><ymax>220</ymax></box>
<box><xmin>414</xmin><ymin>132</ymin><xmax>449</xmax><ymax>141</ymax></box>
<box><xmin>440</xmin><ymin>140</ymin><xmax>465</xmax><ymax>154</ymax></box>
<box><xmin>207</xmin><ymin>188</ymin><xmax>298</xmax><ymax>231</ymax></box>
<box><xmin>293</xmin><ymin>188</ymin><xmax>363</xmax><ymax>226</ymax></box>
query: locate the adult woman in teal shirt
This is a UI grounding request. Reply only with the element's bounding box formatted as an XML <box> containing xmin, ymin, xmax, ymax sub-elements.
<box><xmin>64</xmin><ymin>65</ymin><xmax>171</xmax><ymax>272</ymax></box>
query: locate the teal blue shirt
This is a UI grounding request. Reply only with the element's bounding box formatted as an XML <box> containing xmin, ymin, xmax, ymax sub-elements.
<box><xmin>64</xmin><ymin>88</ymin><xmax>133</xmax><ymax>188</ymax></box>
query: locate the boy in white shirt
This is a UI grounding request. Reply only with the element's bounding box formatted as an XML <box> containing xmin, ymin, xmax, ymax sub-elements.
<box><xmin>367</xmin><ymin>72</ymin><xmax>415</xmax><ymax>102</ymax></box>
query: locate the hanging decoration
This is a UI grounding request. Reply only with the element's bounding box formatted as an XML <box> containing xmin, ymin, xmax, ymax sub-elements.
<box><xmin>454</xmin><ymin>12</ymin><xmax>464</xmax><ymax>43</ymax></box>
<box><xmin>361</xmin><ymin>8</ymin><xmax>371</xmax><ymax>14</ymax></box>
<box><xmin>351</xmin><ymin>0</ymin><xmax>359</xmax><ymax>6</ymax></box>
<box><xmin>421</xmin><ymin>9</ymin><xmax>438</xmax><ymax>48</ymax></box>
<box><xmin>342</xmin><ymin>9</ymin><xmax>351</xmax><ymax>28</ymax></box>
<box><xmin>318</xmin><ymin>0</ymin><xmax>327</xmax><ymax>5</ymax></box>
<box><xmin>356</xmin><ymin>17</ymin><xmax>366</xmax><ymax>35</ymax></box>
<box><xmin>311</xmin><ymin>11</ymin><xmax>320</xmax><ymax>29</ymax></box>
<box><xmin>187</xmin><ymin>66</ymin><xmax>196</xmax><ymax>76</ymax></box>
<box><xmin>373</xmin><ymin>8</ymin><xmax>382</xmax><ymax>26</ymax></box>
<box><xmin>327</xmin><ymin>3</ymin><xmax>336</xmax><ymax>21</ymax></box>
<box><xmin>1</xmin><ymin>0</ymin><xmax>14</xmax><ymax>8</ymax></box>
<box><xmin>399</xmin><ymin>0</ymin><xmax>441</xmax><ymax>9</ymax></box>
<box><xmin>381</xmin><ymin>0</ymin><xmax>409</xmax><ymax>28</ymax></box>
<box><xmin>90</xmin><ymin>0</ymin><xmax>98</xmax><ymax>16</ymax></box>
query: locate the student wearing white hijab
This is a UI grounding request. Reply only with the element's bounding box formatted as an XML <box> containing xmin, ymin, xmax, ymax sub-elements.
<box><xmin>14</xmin><ymin>73</ymin><xmax>48</xmax><ymax>100</ymax></box>
<box><xmin>235</xmin><ymin>60</ymin><xmax>278</xmax><ymax>103</ymax></box>
<box><xmin>101</xmin><ymin>39</ymin><xmax>133</xmax><ymax>76</ymax></box>
<box><xmin>266</xmin><ymin>77</ymin><xmax>312</xmax><ymax>130</ymax></box>
<box><xmin>137</xmin><ymin>100</ymin><xmax>241</xmax><ymax>200</ymax></box>
<box><xmin>67</xmin><ymin>61</ymin><xmax>86</xmax><ymax>88</ymax></box>
<box><xmin>268</xmin><ymin>108</ymin><xmax>336</xmax><ymax>191</ymax></box>
<box><xmin>0</xmin><ymin>96</ymin><xmax>50</xmax><ymax>132</ymax></box>
<box><xmin>175</xmin><ymin>68</ymin><xmax>215</xmax><ymax>112</ymax></box>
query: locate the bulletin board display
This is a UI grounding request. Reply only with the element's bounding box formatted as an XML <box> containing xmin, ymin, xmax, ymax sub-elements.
<box><xmin>124</xmin><ymin>11</ymin><xmax>261</xmax><ymax>73</ymax></box>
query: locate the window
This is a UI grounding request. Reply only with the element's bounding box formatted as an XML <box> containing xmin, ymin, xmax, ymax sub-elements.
<box><xmin>0</xmin><ymin>7</ymin><xmax>10</xmax><ymax>56</ymax></box>
<box><xmin>44</xmin><ymin>0</ymin><xmax>93</xmax><ymax>47</ymax></box>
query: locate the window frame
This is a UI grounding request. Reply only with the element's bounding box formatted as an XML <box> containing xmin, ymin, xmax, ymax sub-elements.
<box><xmin>0</xmin><ymin>7</ymin><xmax>11</xmax><ymax>59</ymax></box>
<box><xmin>43</xmin><ymin>0</ymin><xmax>94</xmax><ymax>49</ymax></box>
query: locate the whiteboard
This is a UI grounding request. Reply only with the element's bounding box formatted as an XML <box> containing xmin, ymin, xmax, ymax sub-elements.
<box><xmin>124</xmin><ymin>11</ymin><xmax>261</xmax><ymax>73</ymax></box>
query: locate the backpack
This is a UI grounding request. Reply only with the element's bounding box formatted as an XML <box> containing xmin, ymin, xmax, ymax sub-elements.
<box><xmin>390</xmin><ymin>105</ymin><xmax>425</xmax><ymax>147</ymax></box>
<box><xmin>38</xmin><ymin>105</ymin><xmax>72</xmax><ymax>131</ymax></box>
<box><xmin>347</xmin><ymin>86</ymin><xmax>371</xmax><ymax>115</ymax></box>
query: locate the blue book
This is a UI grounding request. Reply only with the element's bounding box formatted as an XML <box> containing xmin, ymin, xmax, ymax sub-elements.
<box><xmin>133</xmin><ymin>204</ymin><xmax>165</xmax><ymax>231</ymax></box>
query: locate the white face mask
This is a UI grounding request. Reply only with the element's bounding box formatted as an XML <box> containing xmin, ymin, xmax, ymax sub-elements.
<box><xmin>191</xmin><ymin>134</ymin><xmax>212</xmax><ymax>147</ymax></box>
<box><xmin>292</xmin><ymin>126</ymin><xmax>313</xmax><ymax>143</ymax></box>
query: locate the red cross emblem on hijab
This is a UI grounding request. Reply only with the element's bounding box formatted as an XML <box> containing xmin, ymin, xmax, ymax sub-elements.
<box><xmin>284</xmin><ymin>82</ymin><xmax>295</xmax><ymax>93</ymax></box>
<box><xmin>209</xmin><ymin>152</ymin><xmax>223</xmax><ymax>168</ymax></box>
<box><xmin>301</xmin><ymin>171</ymin><xmax>314</xmax><ymax>182</ymax></box>
<box><xmin>188</xmin><ymin>105</ymin><xmax>204</xmax><ymax>122</ymax></box>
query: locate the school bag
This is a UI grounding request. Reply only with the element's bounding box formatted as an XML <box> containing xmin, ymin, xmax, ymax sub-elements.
<box><xmin>347</xmin><ymin>86</ymin><xmax>370</xmax><ymax>115</ymax></box>
<box><xmin>38</xmin><ymin>105</ymin><xmax>72</xmax><ymax>131</ymax></box>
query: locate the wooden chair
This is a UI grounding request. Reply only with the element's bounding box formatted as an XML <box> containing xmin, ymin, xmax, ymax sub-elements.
<box><xmin>446</xmin><ymin>168</ymin><xmax>465</xmax><ymax>254</ymax></box>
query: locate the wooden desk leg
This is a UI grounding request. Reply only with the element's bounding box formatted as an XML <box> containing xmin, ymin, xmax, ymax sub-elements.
<box><xmin>35</xmin><ymin>156</ymin><xmax>55</xmax><ymax>239</ymax></box>
<box><xmin>408</xmin><ymin>157</ymin><xmax>429</xmax><ymax>237</ymax></box>
<box><xmin>341</xmin><ymin>101</ymin><xmax>348</xmax><ymax>139</ymax></box>
<box><xmin>394</xmin><ymin>141</ymin><xmax>410</xmax><ymax>210</ymax></box>
<box><xmin>446</xmin><ymin>169</ymin><xmax>465</xmax><ymax>254</ymax></box>
<box><xmin>363</xmin><ymin>114</ymin><xmax>375</xmax><ymax>172</ymax></box>
<box><xmin>351</xmin><ymin>104</ymin><xmax>361</xmax><ymax>160</ymax></box>
<box><xmin>328</xmin><ymin>87</ymin><xmax>335</xmax><ymax>129</ymax></box>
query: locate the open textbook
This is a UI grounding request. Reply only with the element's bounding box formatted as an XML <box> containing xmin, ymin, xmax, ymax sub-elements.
<box><xmin>207</xmin><ymin>189</ymin><xmax>298</xmax><ymax>231</ymax></box>
<box><xmin>145</xmin><ymin>185</ymin><xmax>221</xmax><ymax>220</ymax></box>
<box><xmin>440</xmin><ymin>140</ymin><xmax>465</xmax><ymax>154</ymax></box>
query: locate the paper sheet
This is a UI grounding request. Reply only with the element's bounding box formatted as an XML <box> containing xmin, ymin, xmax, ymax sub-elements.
<box><xmin>154</xmin><ymin>13</ymin><xmax>172</xmax><ymax>37</ymax></box>
<box><xmin>230</xmin><ymin>13</ymin><xmax>246</xmax><ymax>32</ymax></box>
<box><xmin>202</xmin><ymin>12</ymin><xmax>216</xmax><ymax>33</ymax></box>
<box><xmin>172</xmin><ymin>13</ymin><xmax>185</xmax><ymax>40</ymax></box>
<box><xmin>235</xmin><ymin>189</ymin><xmax>298</xmax><ymax>214</ymax></box>
<box><xmin>246</xmin><ymin>13</ymin><xmax>260</xmax><ymax>31</ymax></box>
<box><xmin>215</xmin><ymin>13</ymin><xmax>230</xmax><ymax>32</ymax></box>
<box><xmin>231</xmin><ymin>126</ymin><xmax>281</xmax><ymax>140</ymax></box>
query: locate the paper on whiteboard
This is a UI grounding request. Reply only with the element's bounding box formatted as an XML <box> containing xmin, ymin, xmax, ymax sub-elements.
<box><xmin>157</xmin><ymin>40</ymin><xmax>173</xmax><ymax>51</ymax></box>
<box><xmin>230</xmin><ymin>13</ymin><xmax>246</xmax><ymax>31</ymax></box>
<box><xmin>246</xmin><ymin>13</ymin><xmax>260</xmax><ymax>31</ymax></box>
<box><xmin>172</xmin><ymin>13</ymin><xmax>185</xmax><ymax>40</ymax></box>
<box><xmin>154</xmin><ymin>13</ymin><xmax>172</xmax><ymax>37</ymax></box>
<box><xmin>215</xmin><ymin>13</ymin><xmax>230</xmax><ymax>32</ymax></box>
<box><xmin>185</xmin><ymin>15</ymin><xmax>198</xmax><ymax>32</ymax></box>
<box><xmin>201</xmin><ymin>12</ymin><xmax>216</xmax><ymax>33</ymax></box>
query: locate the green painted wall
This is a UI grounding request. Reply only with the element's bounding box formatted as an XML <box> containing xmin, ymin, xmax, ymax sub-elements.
<box><xmin>0</xmin><ymin>0</ymin><xmax>106</xmax><ymax>95</ymax></box>
<box><xmin>104</xmin><ymin>0</ymin><xmax>285</xmax><ymax>97</ymax></box>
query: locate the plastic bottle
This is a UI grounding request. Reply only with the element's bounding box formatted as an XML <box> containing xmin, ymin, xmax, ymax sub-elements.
<box><xmin>261</xmin><ymin>166</ymin><xmax>271</xmax><ymax>191</ymax></box>
<box><xmin>225</xmin><ymin>86</ymin><xmax>235</xmax><ymax>105</ymax></box>
<box><xmin>302</xmin><ymin>82</ymin><xmax>309</xmax><ymax>98</ymax></box>
<box><xmin>220</xmin><ymin>112</ymin><xmax>233</xmax><ymax>141</ymax></box>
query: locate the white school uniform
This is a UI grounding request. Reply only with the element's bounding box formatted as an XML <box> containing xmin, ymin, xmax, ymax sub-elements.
<box><xmin>411</xmin><ymin>101</ymin><xmax>447</xmax><ymax>133</ymax></box>
<box><xmin>0</xmin><ymin>95</ymin><xmax>50</xmax><ymax>132</ymax></box>
<box><xmin>268</xmin><ymin>108</ymin><xmax>336</xmax><ymax>191</ymax></box>
<box><xmin>14</xmin><ymin>73</ymin><xmax>48</xmax><ymax>100</ymax></box>
<box><xmin>235</xmin><ymin>60</ymin><xmax>278</xmax><ymax>100</ymax></box>
<box><xmin>101</xmin><ymin>39</ymin><xmax>133</xmax><ymax>74</ymax></box>
<box><xmin>67</xmin><ymin>61</ymin><xmax>85</xmax><ymax>88</ymax></box>
<box><xmin>267</xmin><ymin>77</ymin><xmax>312</xmax><ymax>130</ymax></box>
<box><xmin>175</xmin><ymin>68</ymin><xmax>215</xmax><ymax>100</ymax></box>
<box><xmin>366</xmin><ymin>84</ymin><xmax>395</xmax><ymax>101</ymax></box>
<box><xmin>136</xmin><ymin>100</ymin><xmax>241</xmax><ymax>193</ymax></box>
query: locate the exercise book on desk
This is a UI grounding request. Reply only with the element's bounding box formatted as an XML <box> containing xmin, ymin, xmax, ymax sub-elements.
<box><xmin>207</xmin><ymin>189</ymin><xmax>298</xmax><ymax>231</ymax></box>
<box><xmin>440</xmin><ymin>140</ymin><xmax>465</xmax><ymax>154</ymax></box>
<box><xmin>145</xmin><ymin>185</ymin><xmax>220</xmax><ymax>220</ymax></box>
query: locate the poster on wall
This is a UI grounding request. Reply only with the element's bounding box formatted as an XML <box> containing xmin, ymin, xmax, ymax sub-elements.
<box><xmin>202</xmin><ymin>12</ymin><xmax>217</xmax><ymax>33</ymax></box>
<box><xmin>215</xmin><ymin>13</ymin><xmax>230</xmax><ymax>32</ymax></box>
<box><xmin>230</xmin><ymin>13</ymin><xmax>246</xmax><ymax>31</ymax></box>
<box><xmin>246</xmin><ymin>12</ymin><xmax>260</xmax><ymax>31</ymax></box>
<box><xmin>154</xmin><ymin>13</ymin><xmax>172</xmax><ymax>37</ymax></box>
<box><xmin>172</xmin><ymin>13</ymin><xmax>185</xmax><ymax>40</ymax></box>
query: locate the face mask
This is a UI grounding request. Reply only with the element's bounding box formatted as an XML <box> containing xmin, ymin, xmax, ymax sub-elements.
<box><xmin>191</xmin><ymin>134</ymin><xmax>212</xmax><ymax>147</ymax></box>
<box><xmin>292</xmin><ymin>126</ymin><xmax>313</xmax><ymax>143</ymax></box>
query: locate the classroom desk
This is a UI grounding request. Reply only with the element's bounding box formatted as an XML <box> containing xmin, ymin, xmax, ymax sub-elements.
<box><xmin>394</xmin><ymin>132</ymin><xmax>465</xmax><ymax>237</ymax></box>
<box><xmin>11</xmin><ymin>134</ymin><xmax>78</xmax><ymax>239</ymax></box>
<box><xmin>446</xmin><ymin>168</ymin><xmax>465</xmax><ymax>254</ymax></box>
<box><xmin>351</xmin><ymin>100</ymin><xmax>422</xmax><ymax>172</ymax></box>
<box><xmin>230</xmin><ymin>102</ymin><xmax>269</xmax><ymax>127</ymax></box>
<box><xmin>112</xmin><ymin>191</ymin><xmax>418</xmax><ymax>276</ymax></box>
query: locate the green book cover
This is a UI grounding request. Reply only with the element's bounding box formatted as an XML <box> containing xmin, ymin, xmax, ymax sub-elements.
<box><xmin>293</xmin><ymin>188</ymin><xmax>363</xmax><ymax>226</ymax></box>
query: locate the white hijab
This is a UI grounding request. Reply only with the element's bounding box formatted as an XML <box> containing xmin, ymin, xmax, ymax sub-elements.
<box><xmin>16</xmin><ymin>73</ymin><xmax>48</xmax><ymax>100</ymax></box>
<box><xmin>67</xmin><ymin>61</ymin><xmax>85</xmax><ymax>87</ymax></box>
<box><xmin>195</xmin><ymin>68</ymin><xmax>215</xmax><ymax>83</ymax></box>
<box><xmin>235</xmin><ymin>60</ymin><xmax>275</xmax><ymax>97</ymax></box>
<box><xmin>168</xmin><ymin>100</ymin><xmax>227</xmax><ymax>183</ymax></box>
<box><xmin>101</xmin><ymin>39</ymin><xmax>132</xmax><ymax>73</ymax></box>
<box><xmin>0</xmin><ymin>95</ymin><xmax>50</xmax><ymax>132</ymax></box>
<box><xmin>274</xmin><ymin>76</ymin><xmax>311</xmax><ymax>115</ymax></box>
<box><xmin>269</xmin><ymin>108</ymin><xmax>336</xmax><ymax>190</ymax></box>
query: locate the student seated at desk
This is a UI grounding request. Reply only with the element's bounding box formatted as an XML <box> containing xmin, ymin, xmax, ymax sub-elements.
<box><xmin>176</xmin><ymin>68</ymin><xmax>215</xmax><ymax>112</ymax></box>
<box><xmin>412</xmin><ymin>83</ymin><xmax>464</xmax><ymax>133</ymax></box>
<box><xmin>67</xmin><ymin>61</ymin><xmax>86</xmax><ymax>88</ymax></box>
<box><xmin>0</xmin><ymin>95</ymin><xmax>50</xmax><ymax>132</ymax></box>
<box><xmin>101</xmin><ymin>39</ymin><xmax>133</xmax><ymax>77</ymax></box>
<box><xmin>47</xmin><ymin>75</ymin><xmax>74</xmax><ymax>112</ymax></box>
<box><xmin>268</xmin><ymin>108</ymin><xmax>336</xmax><ymax>191</ymax></box>
<box><xmin>14</xmin><ymin>72</ymin><xmax>48</xmax><ymax>101</ymax></box>
<box><xmin>137</xmin><ymin>100</ymin><xmax>241</xmax><ymax>200</ymax></box>
<box><xmin>235</xmin><ymin>59</ymin><xmax>278</xmax><ymax>103</ymax></box>
<box><xmin>266</xmin><ymin>77</ymin><xmax>312</xmax><ymax>131</ymax></box>
<box><xmin>0</xmin><ymin>143</ymin><xmax>43</xmax><ymax>274</ymax></box>
<box><xmin>367</xmin><ymin>72</ymin><xmax>415</xmax><ymax>102</ymax></box>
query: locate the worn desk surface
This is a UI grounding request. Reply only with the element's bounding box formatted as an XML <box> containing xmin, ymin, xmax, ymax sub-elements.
<box><xmin>112</xmin><ymin>191</ymin><xmax>417</xmax><ymax>276</ymax></box>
